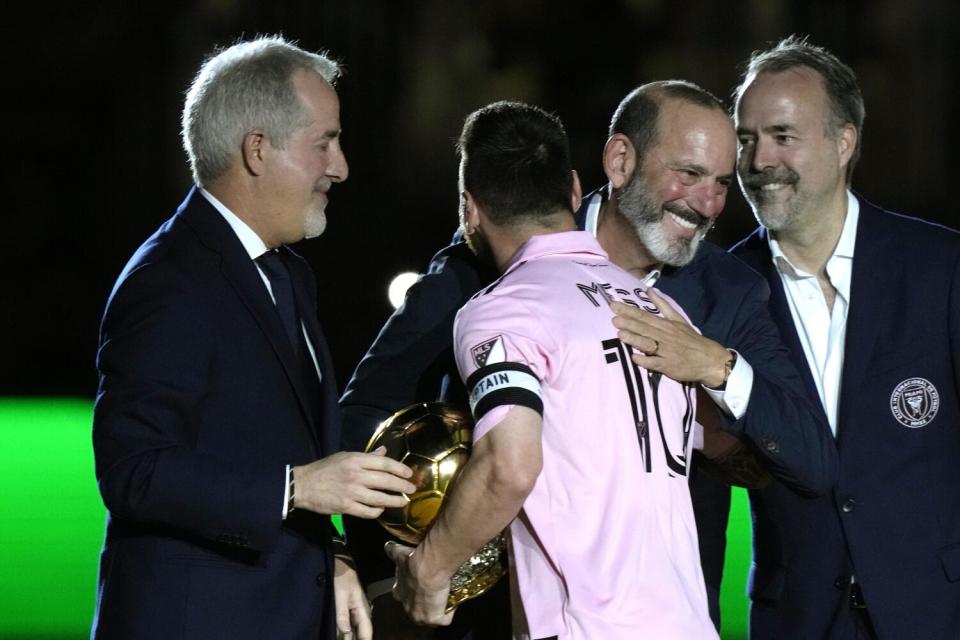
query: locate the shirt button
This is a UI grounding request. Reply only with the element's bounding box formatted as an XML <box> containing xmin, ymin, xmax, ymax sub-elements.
<box><xmin>841</xmin><ymin>499</ymin><xmax>856</xmax><ymax>513</ymax></box>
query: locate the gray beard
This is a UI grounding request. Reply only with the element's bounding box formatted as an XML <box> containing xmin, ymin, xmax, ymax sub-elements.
<box><xmin>615</xmin><ymin>175</ymin><xmax>707</xmax><ymax>268</ymax></box>
<box><xmin>749</xmin><ymin>193</ymin><xmax>803</xmax><ymax>233</ymax></box>
<box><xmin>303</xmin><ymin>208</ymin><xmax>327</xmax><ymax>239</ymax></box>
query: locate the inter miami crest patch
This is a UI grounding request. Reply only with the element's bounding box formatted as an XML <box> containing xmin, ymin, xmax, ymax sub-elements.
<box><xmin>472</xmin><ymin>335</ymin><xmax>505</xmax><ymax>368</ymax></box>
<box><xmin>890</xmin><ymin>377</ymin><xmax>940</xmax><ymax>428</ymax></box>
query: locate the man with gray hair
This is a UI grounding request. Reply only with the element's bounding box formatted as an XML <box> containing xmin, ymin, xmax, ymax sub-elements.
<box><xmin>732</xmin><ymin>35</ymin><xmax>960</xmax><ymax>639</ymax></box>
<box><xmin>91</xmin><ymin>36</ymin><xmax>415</xmax><ymax>640</ymax></box>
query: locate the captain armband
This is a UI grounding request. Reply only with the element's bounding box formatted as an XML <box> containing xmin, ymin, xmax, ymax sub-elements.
<box><xmin>465</xmin><ymin>362</ymin><xmax>543</xmax><ymax>420</ymax></box>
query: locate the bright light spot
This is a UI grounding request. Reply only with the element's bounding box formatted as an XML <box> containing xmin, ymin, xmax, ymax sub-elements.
<box><xmin>388</xmin><ymin>272</ymin><xmax>420</xmax><ymax>309</ymax></box>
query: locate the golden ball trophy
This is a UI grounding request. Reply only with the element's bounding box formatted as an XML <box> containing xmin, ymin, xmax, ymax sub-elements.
<box><xmin>365</xmin><ymin>402</ymin><xmax>506</xmax><ymax>612</ymax></box>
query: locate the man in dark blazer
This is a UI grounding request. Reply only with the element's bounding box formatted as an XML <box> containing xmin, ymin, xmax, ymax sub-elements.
<box><xmin>91</xmin><ymin>36</ymin><xmax>416</xmax><ymax>640</ymax></box>
<box><xmin>731</xmin><ymin>36</ymin><xmax>960</xmax><ymax>639</ymax></box>
<box><xmin>340</xmin><ymin>82</ymin><xmax>836</xmax><ymax>638</ymax></box>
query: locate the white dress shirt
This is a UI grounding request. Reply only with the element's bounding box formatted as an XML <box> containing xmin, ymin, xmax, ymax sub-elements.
<box><xmin>768</xmin><ymin>191</ymin><xmax>859</xmax><ymax>436</ymax></box>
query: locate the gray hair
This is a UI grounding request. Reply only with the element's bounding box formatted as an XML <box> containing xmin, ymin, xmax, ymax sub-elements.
<box><xmin>181</xmin><ymin>35</ymin><xmax>340</xmax><ymax>186</ymax></box>
<box><xmin>734</xmin><ymin>35</ymin><xmax>865</xmax><ymax>182</ymax></box>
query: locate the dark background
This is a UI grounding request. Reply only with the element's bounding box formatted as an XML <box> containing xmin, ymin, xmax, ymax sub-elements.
<box><xmin>8</xmin><ymin>0</ymin><xmax>958</xmax><ymax>398</ymax></box>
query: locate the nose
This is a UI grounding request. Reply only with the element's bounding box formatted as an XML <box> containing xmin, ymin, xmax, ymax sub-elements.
<box><xmin>328</xmin><ymin>143</ymin><xmax>349</xmax><ymax>183</ymax></box>
<box><xmin>690</xmin><ymin>182</ymin><xmax>727</xmax><ymax>220</ymax></box>
<box><xmin>747</xmin><ymin>137</ymin><xmax>778</xmax><ymax>174</ymax></box>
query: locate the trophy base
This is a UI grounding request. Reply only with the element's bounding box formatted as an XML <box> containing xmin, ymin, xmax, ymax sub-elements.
<box><xmin>445</xmin><ymin>535</ymin><xmax>507</xmax><ymax>613</ymax></box>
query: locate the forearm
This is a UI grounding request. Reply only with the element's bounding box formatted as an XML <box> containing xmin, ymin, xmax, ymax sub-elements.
<box><xmin>416</xmin><ymin>409</ymin><xmax>541</xmax><ymax>580</ymax></box>
<box><xmin>717</xmin><ymin>281</ymin><xmax>838</xmax><ymax>495</ymax></box>
<box><xmin>735</xmin><ymin>373</ymin><xmax>836</xmax><ymax>495</ymax></box>
<box><xmin>416</xmin><ymin>454</ymin><xmax>525</xmax><ymax>580</ymax></box>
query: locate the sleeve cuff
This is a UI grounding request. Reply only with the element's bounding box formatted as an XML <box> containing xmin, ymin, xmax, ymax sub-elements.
<box><xmin>702</xmin><ymin>349</ymin><xmax>753</xmax><ymax>419</ymax></box>
<box><xmin>282</xmin><ymin>464</ymin><xmax>291</xmax><ymax>520</ymax></box>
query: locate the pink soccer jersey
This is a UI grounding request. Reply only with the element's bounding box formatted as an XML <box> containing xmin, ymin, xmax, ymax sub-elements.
<box><xmin>454</xmin><ymin>231</ymin><xmax>717</xmax><ymax>640</ymax></box>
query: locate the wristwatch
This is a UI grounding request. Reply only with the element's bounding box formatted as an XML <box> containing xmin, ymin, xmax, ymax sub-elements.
<box><xmin>707</xmin><ymin>349</ymin><xmax>737</xmax><ymax>391</ymax></box>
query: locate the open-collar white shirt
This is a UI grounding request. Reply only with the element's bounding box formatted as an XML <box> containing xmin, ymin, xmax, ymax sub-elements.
<box><xmin>768</xmin><ymin>191</ymin><xmax>859</xmax><ymax>436</ymax></box>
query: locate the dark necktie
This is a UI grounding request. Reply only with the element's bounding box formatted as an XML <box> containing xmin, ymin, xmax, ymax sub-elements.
<box><xmin>256</xmin><ymin>250</ymin><xmax>307</xmax><ymax>357</ymax></box>
<box><xmin>256</xmin><ymin>249</ymin><xmax>324</xmax><ymax>433</ymax></box>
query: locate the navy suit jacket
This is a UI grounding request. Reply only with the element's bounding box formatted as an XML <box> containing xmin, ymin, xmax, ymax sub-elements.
<box><xmin>92</xmin><ymin>188</ymin><xmax>340</xmax><ymax>639</ymax></box>
<box><xmin>732</xmin><ymin>195</ymin><xmax>960</xmax><ymax>639</ymax></box>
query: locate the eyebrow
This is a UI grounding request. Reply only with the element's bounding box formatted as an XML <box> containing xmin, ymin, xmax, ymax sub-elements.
<box><xmin>763</xmin><ymin>123</ymin><xmax>797</xmax><ymax>134</ymax></box>
<box><xmin>668</xmin><ymin>161</ymin><xmax>708</xmax><ymax>174</ymax></box>
<box><xmin>314</xmin><ymin>128</ymin><xmax>341</xmax><ymax>142</ymax></box>
<box><xmin>669</xmin><ymin>162</ymin><xmax>733</xmax><ymax>181</ymax></box>
<box><xmin>736</xmin><ymin>123</ymin><xmax>797</xmax><ymax>136</ymax></box>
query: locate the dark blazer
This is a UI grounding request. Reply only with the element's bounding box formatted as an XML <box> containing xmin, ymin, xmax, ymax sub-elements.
<box><xmin>732</xmin><ymin>195</ymin><xmax>960</xmax><ymax>639</ymax></box>
<box><xmin>340</xmin><ymin>189</ymin><xmax>836</xmax><ymax>633</ymax></box>
<box><xmin>91</xmin><ymin>188</ymin><xmax>340</xmax><ymax>639</ymax></box>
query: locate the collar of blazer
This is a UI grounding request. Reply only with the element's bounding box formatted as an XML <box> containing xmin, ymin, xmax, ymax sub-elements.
<box><xmin>175</xmin><ymin>187</ymin><xmax>327</xmax><ymax>451</ymax></box>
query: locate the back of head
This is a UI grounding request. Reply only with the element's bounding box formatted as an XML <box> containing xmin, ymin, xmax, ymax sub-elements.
<box><xmin>458</xmin><ymin>101</ymin><xmax>573</xmax><ymax>226</ymax></box>
<box><xmin>182</xmin><ymin>35</ymin><xmax>340</xmax><ymax>186</ymax></box>
<box><xmin>609</xmin><ymin>80</ymin><xmax>726</xmax><ymax>159</ymax></box>
<box><xmin>734</xmin><ymin>35</ymin><xmax>865</xmax><ymax>181</ymax></box>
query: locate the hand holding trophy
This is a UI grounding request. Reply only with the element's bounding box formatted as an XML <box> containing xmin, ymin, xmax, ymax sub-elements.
<box><xmin>365</xmin><ymin>402</ymin><xmax>506</xmax><ymax>612</ymax></box>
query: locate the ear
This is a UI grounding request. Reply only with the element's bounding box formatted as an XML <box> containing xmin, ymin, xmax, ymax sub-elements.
<box><xmin>461</xmin><ymin>190</ymin><xmax>482</xmax><ymax>234</ymax></box>
<box><xmin>602</xmin><ymin>133</ymin><xmax>636</xmax><ymax>190</ymax></box>
<box><xmin>837</xmin><ymin>123</ymin><xmax>858</xmax><ymax>172</ymax></box>
<box><xmin>241</xmin><ymin>130</ymin><xmax>268</xmax><ymax>176</ymax></box>
<box><xmin>570</xmin><ymin>169</ymin><xmax>583</xmax><ymax>213</ymax></box>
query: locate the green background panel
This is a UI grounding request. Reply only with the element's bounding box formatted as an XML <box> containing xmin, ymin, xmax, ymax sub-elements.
<box><xmin>0</xmin><ymin>399</ymin><xmax>751</xmax><ymax>638</ymax></box>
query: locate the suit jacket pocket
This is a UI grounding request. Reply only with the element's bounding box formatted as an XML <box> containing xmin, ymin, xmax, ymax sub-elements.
<box><xmin>164</xmin><ymin>537</ymin><xmax>263</xmax><ymax>569</ymax></box>
<box><xmin>866</xmin><ymin>346</ymin><xmax>938</xmax><ymax>378</ymax></box>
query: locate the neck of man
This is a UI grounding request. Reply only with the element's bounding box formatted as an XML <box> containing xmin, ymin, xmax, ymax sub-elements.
<box><xmin>771</xmin><ymin>185</ymin><xmax>849</xmax><ymax>278</ymax></box>
<box><xmin>206</xmin><ymin>173</ymin><xmax>281</xmax><ymax>249</ymax></box>
<box><xmin>490</xmin><ymin>210</ymin><xmax>576</xmax><ymax>272</ymax></box>
<box><xmin>595</xmin><ymin>197</ymin><xmax>660</xmax><ymax>278</ymax></box>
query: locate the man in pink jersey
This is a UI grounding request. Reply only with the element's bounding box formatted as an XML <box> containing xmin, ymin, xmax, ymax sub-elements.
<box><xmin>386</xmin><ymin>101</ymin><xmax>718</xmax><ymax>640</ymax></box>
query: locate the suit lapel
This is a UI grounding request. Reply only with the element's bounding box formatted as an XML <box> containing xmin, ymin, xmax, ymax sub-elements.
<box><xmin>285</xmin><ymin>249</ymin><xmax>340</xmax><ymax>456</ymax></box>
<box><xmin>178</xmin><ymin>189</ymin><xmax>321</xmax><ymax>449</ymax></box>
<box><xmin>836</xmin><ymin>198</ymin><xmax>888</xmax><ymax>447</ymax></box>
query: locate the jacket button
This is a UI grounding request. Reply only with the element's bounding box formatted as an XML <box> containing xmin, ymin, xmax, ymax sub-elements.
<box><xmin>841</xmin><ymin>499</ymin><xmax>856</xmax><ymax>513</ymax></box>
<box><xmin>761</xmin><ymin>438</ymin><xmax>780</xmax><ymax>454</ymax></box>
<box><xmin>316</xmin><ymin>574</ymin><xmax>326</xmax><ymax>588</ymax></box>
<box><xmin>834</xmin><ymin>576</ymin><xmax>847</xmax><ymax>589</ymax></box>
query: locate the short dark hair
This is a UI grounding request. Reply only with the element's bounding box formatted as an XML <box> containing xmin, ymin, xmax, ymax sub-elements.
<box><xmin>734</xmin><ymin>35</ymin><xmax>865</xmax><ymax>182</ymax></box>
<box><xmin>457</xmin><ymin>101</ymin><xmax>573</xmax><ymax>225</ymax></box>
<box><xmin>608</xmin><ymin>80</ymin><xmax>726</xmax><ymax>159</ymax></box>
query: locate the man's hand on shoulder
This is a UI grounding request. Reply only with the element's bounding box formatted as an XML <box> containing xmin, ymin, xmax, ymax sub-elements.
<box><xmin>610</xmin><ymin>290</ymin><xmax>731</xmax><ymax>387</ymax></box>
<box><xmin>293</xmin><ymin>448</ymin><xmax>416</xmax><ymax>518</ymax></box>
